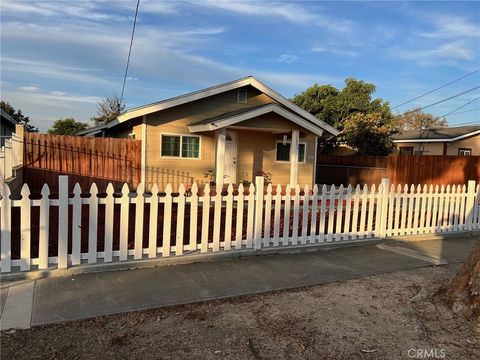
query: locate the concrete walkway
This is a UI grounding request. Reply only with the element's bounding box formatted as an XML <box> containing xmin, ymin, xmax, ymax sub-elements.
<box><xmin>0</xmin><ymin>234</ymin><xmax>478</xmax><ymax>329</ymax></box>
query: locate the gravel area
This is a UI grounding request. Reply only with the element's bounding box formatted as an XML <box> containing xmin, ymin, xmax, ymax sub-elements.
<box><xmin>2</xmin><ymin>264</ymin><xmax>479</xmax><ymax>360</ymax></box>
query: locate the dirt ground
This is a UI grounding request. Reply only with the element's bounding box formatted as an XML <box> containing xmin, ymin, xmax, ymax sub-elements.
<box><xmin>2</xmin><ymin>265</ymin><xmax>479</xmax><ymax>360</ymax></box>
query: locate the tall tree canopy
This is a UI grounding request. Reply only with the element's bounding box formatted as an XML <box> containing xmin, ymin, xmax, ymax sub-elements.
<box><xmin>395</xmin><ymin>108</ymin><xmax>448</xmax><ymax>130</ymax></box>
<box><xmin>91</xmin><ymin>95</ymin><xmax>126</xmax><ymax>125</ymax></box>
<box><xmin>48</xmin><ymin>118</ymin><xmax>89</xmax><ymax>135</ymax></box>
<box><xmin>292</xmin><ymin>78</ymin><xmax>394</xmax><ymax>155</ymax></box>
<box><xmin>0</xmin><ymin>100</ymin><xmax>38</xmax><ymax>132</ymax></box>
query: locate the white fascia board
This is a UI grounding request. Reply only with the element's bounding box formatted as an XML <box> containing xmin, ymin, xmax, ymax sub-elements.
<box><xmin>393</xmin><ymin>139</ymin><xmax>449</xmax><ymax>143</ymax></box>
<box><xmin>187</xmin><ymin>104</ymin><xmax>325</xmax><ymax>137</ymax></box>
<box><xmin>112</xmin><ymin>76</ymin><xmax>339</xmax><ymax>136</ymax></box>
<box><xmin>115</xmin><ymin>78</ymin><xmax>252</xmax><ymax>124</ymax></box>
<box><xmin>393</xmin><ymin>130</ymin><xmax>480</xmax><ymax>143</ymax></box>
<box><xmin>250</xmin><ymin>78</ymin><xmax>339</xmax><ymax>136</ymax></box>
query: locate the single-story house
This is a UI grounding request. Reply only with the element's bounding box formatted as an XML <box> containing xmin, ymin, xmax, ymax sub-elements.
<box><xmin>1</xmin><ymin>109</ymin><xmax>18</xmax><ymax>146</ymax></box>
<box><xmin>78</xmin><ymin>76</ymin><xmax>339</xmax><ymax>189</ymax></box>
<box><xmin>392</xmin><ymin>125</ymin><xmax>480</xmax><ymax>156</ymax></box>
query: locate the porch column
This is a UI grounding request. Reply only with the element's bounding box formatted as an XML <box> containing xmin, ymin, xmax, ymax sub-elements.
<box><xmin>215</xmin><ymin>128</ymin><xmax>226</xmax><ymax>186</ymax></box>
<box><xmin>290</xmin><ymin>129</ymin><xmax>299</xmax><ymax>186</ymax></box>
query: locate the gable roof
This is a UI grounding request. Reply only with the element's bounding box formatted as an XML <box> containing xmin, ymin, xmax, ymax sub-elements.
<box><xmin>76</xmin><ymin>122</ymin><xmax>107</xmax><ymax>136</ymax></box>
<box><xmin>1</xmin><ymin>109</ymin><xmax>18</xmax><ymax>126</ymax></box>
<box><xmin>392</xmin><ymin>125</ymin><xmax>480</xmax><ymax>143</ymax></box>
<box><xmin>105</xmin><ymin>76</ymin><xmax>339</xmax><ymax>136</ymax></box>
<box><xmin>188</xmin><ymin>103</ymin><xmax>326</xmax><ymax>136</ymax></box>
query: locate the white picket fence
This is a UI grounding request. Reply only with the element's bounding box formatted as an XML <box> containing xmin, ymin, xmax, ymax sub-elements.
<box><xmin>0</xmin><ymin>133</ymin><xmax>22</xmax><ymax>181</ymax></box>
<box><xmin>1</xmin><ymin>176</ymin><xmax>479</xmax><ymax>274</ymax></box>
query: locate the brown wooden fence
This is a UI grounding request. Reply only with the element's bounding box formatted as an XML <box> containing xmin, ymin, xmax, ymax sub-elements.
<box><xmin>317</xmin><ymin>155</ymin><xmax>480</xmax><ymax>186</ymax></box>
<box><xmin>316</xmin><ymin>155</ymin><xmax>388</xmax><ymax>186</ymax></box>
<box><xmin>387</xmin><ymin>155</ymin><xmax>480</xmax><ymax>186</ymax></box>
<box><xmin>23</xmin><ymin>133</ymin><xmax>141</xmax><ymax>194</ymax></box>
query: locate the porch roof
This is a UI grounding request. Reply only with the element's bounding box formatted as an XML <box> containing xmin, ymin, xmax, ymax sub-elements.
<box><xmin>187</xmin><ymin>103</ymin><xmax>326</xmax><ymax>137</ymax></box>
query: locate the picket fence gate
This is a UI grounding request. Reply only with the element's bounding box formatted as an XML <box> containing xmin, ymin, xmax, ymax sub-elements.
<box><xmin>1</xmin><ymin>176</ymin><xmax>479</xmax><ymax>274</ymax></box>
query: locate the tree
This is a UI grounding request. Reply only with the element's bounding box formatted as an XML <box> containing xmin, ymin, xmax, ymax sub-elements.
<box><xmin>292</xmin><ymin>78</ymin><xmax>395</xmax><ymax>154</ymax></box>
<box><xmin>396</xmin><ymin>108</ymin><xmax>448</xmax><ymax>130</ymax></box>
<box><xmin>47</xmin><ymin>118</ymin><xmax>89</xmax><ymax>135</ymax></box>
<box><xmin>91</xmin><ymin>95</ymin><xmax>125</xmax><ymax>124</ymax></box>
<box><xmin>441</xmin><ymin>243</ymin><xmax>480</xmax><ymax>322</ymax></box>
<box><xmin>342</xmin><ymin>112</ymin><xmax>395</xmax><ymax>155</ymax></box>
<box><xmin>0</xmin><ymin>100</ymin><xmax>38</xmax><ymax>132</ymax></box>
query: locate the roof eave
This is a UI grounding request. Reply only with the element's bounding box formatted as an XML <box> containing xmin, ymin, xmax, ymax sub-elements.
<box><xmin>113</xmin><ymin>76</ymin><xmax>339</xmax><ymax>137</ymax></box>
<box><xmin>187</xmin><ymin>103</ymin><xmax>325</xmax><ymax>137</ymax></box>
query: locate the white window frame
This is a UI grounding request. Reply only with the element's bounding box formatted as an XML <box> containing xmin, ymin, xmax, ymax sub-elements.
<box><xmin>237</xmin><ymin>89</ymin><xmax>247</xmax><ymax>103</ymax></box>
<box><xmin>160</xmin><ymin>133</ymin><xmax>202</xmax><ymax>160</ymax></box>
<box><xmin>128</xmin><ymin>132</ymin><xmax>136</xmax><ymax>140</ymax></box>
<box><xmin>458</xmin><ymin>148</ymin><xmax>472</xmax><ymax>156</ymax></box>
<box><xmin>275</xmin><ymin>141</ymin><xmax>306</xmax><ymax>163</ymax></box>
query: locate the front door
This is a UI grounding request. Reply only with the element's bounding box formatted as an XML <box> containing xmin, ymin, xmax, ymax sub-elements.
<box><xmin>223</xmin><ymin>131</ymin><xmax>237</xmax><ymax>184</ymax></box>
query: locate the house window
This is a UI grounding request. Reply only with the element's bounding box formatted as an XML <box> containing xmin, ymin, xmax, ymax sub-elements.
<box><xmin>161</xmin><ymin>134</ymin><xmax>200</xmax><ymax>159</ymax></box>
<box><xmin>237</xmin><ymin>89</ymin><xmax>247</xmax><ymax>103</ymax></box>
<box><xmin>399</xmin><ymin>147</ymin><xmax>413</xmax><ymax>155</ymax></box>
<box><xmin>275</xmin><ymin>141</ymin><xmax>306</xmax><ymax>162</ymax></box>
<box><xmin>458</xmin><ymin>148</ymin><xmax>472</xmax><ymax>156</ymax></box>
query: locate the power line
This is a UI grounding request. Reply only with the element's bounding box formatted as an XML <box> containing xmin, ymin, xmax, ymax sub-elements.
<box><xmin>453</xmin><ymin>120</ymin><xmax>480</xmax><ymax>126</ymax></box>
<box><xmin>120</xmin><ymin>0</ymin><xmax>141</xmax><ymax>105</ymax></box>
<box><xmin>446</xmin><ymin>107</ymin><xmax>480</xmax><ymax>117</ymax></box>
<box><xmin>391</xmin><ymin>68</ymin><xmax>480</xmax><ymax>109</ymax></box>
<box><xmin>392</xmin><ymin>86</ymin><xmax>480</xmax><ymax>119</ymax></box>
<box><xmin>439</xmin><ymin>96</ymin><xmax>480</xmax><ymax>118</ymax></box>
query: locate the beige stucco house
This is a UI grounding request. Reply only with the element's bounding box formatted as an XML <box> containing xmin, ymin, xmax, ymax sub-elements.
<box><xmin>392</xmin><ymin>126</ymin><xmax>480</xmax><ymax>156</ymax></box>
<box><xmin>79</xmin><ymin>76</ymin><xmax>339</xmax><ymax>189</ymax></box>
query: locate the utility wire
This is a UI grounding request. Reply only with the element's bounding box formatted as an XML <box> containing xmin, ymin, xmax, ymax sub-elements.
<box><xmin>120</xmin><ymin>0</ymin><xmax>141</xmax><ymax>105</ymax></box>
<box><xmin>453</xmin><ymin>120</ymin><xmax>480</xmax><ymax>126</ymax></box>
<box><xmin>391</xmin><ymin>68</ymin><xmax>480</xmax><ymax>109</ymax></box>
<box><xmin>392</xmin><ymin>86</ymin><xmax>480</xmax><ymax>119</ymax></box>
<box><xmin>439</xmin><ymin>96</ymin><xmax>480</xmax><ymax>119</ymax></box>
<box><xmin>446</xmin><ymin>108</ymin><xmax>480</xmax><ymax>117</ymax></box>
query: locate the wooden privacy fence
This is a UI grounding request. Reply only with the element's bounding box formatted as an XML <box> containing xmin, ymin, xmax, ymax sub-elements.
<box><xmin>1</xmin><ymin>177</ymin><xmax>479</xmax><ymax>273</ymax></box>
<box><xmin>22</xmin><ymin>133</ymin><xmax>141</xmax><ymax>193</ymax></box>
<box><xmin>317</xmin><ymin>155</ymin><xmax>480</xmax><ymax>186</ymax></box>
<box><xmin>387</xmin><ymin>155</ymin><xmax>480</xmax><ymax>186</ymax></box>
<box><xmin>316</xmin><ymin>155</ymin><xmax>387</xmax><ymax>186</ymax></box>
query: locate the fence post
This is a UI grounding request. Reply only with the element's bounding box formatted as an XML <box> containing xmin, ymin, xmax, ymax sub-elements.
<box><xmin>4</xmin><ymin>139</ymin><xmax>12</xmax><ymax>179</ymax></box>
<box><xmin>378</xmin><ymin>178</ymin><xmax>390</xmax><ymax>238</ymax></box>
<box><xmin>0</xmin><ymin>182</ymin><xmax>12</xmax><ymax>273</ymax></box>
<box><xmin>465</xmin><ymin>180</ymin><xmax>476</xmax><ymax>231</ymax></box>
<box><xmin>254</xmin><ymin>176</ymin><xmax>264</xmax><ymax>250</ymax></box>
<box><xmin>57</xmin><ymin>175</ymin><xmax>69</xmax><ymax>269</ymax></box>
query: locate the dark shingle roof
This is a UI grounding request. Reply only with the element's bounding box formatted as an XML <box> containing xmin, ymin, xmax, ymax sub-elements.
<box><xmin>1</xmin><ymin>109</ymin><xmax>18</xmax><ymax>126</ymax></box>
<box><xmin>392</xmin><ymin>125</ymin><xmax>480</xmax><ymax>141</ymax></box>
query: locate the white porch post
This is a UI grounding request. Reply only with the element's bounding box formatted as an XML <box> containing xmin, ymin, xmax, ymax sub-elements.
<box><xmin>289</xmin><ymin>129</ymin><xmax>299</xmax><ymax>186</ymax></box>
<box><xmin>140</xmin><ymin>115</ymin><xmax>147</xmax><ymax>186</ymax></box>
<box><xmin>215</xmin><ymin>128</ymin><xmax>226</xmax><ymax>186</ymax></box>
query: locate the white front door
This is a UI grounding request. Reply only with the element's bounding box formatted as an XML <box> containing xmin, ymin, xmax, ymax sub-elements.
<box><xmin>223</xmin><ymin>131</ymin><xmax>237</xmax><ymax>184</ymax></box>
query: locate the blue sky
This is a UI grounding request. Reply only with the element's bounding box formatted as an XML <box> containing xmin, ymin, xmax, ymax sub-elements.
<box><xmin>1</xmin><ymin>0</ymin><xmax>479</xmax><ymax>132</ymax></box>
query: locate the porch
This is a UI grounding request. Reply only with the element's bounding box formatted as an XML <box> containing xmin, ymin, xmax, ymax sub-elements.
<box><xmin>187</xmin><ymin>103</ymin><xmax>322</xmax><ymax>189</ymax></box>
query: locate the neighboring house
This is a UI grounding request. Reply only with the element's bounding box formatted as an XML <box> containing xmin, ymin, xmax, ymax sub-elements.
<box><xmin>78</xmin><ymin>76</ymin><xmax>339</xmax><ymax>189</ymax></box>
<box><xmin>392</xmin><ymin>125</ymin><xmax>480</xmax><ymax>156</ymax></box>
<box><xmin>1</xmin><ymin>109</ymin><xmax>18</xmax><ymax>146</ymax></box>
